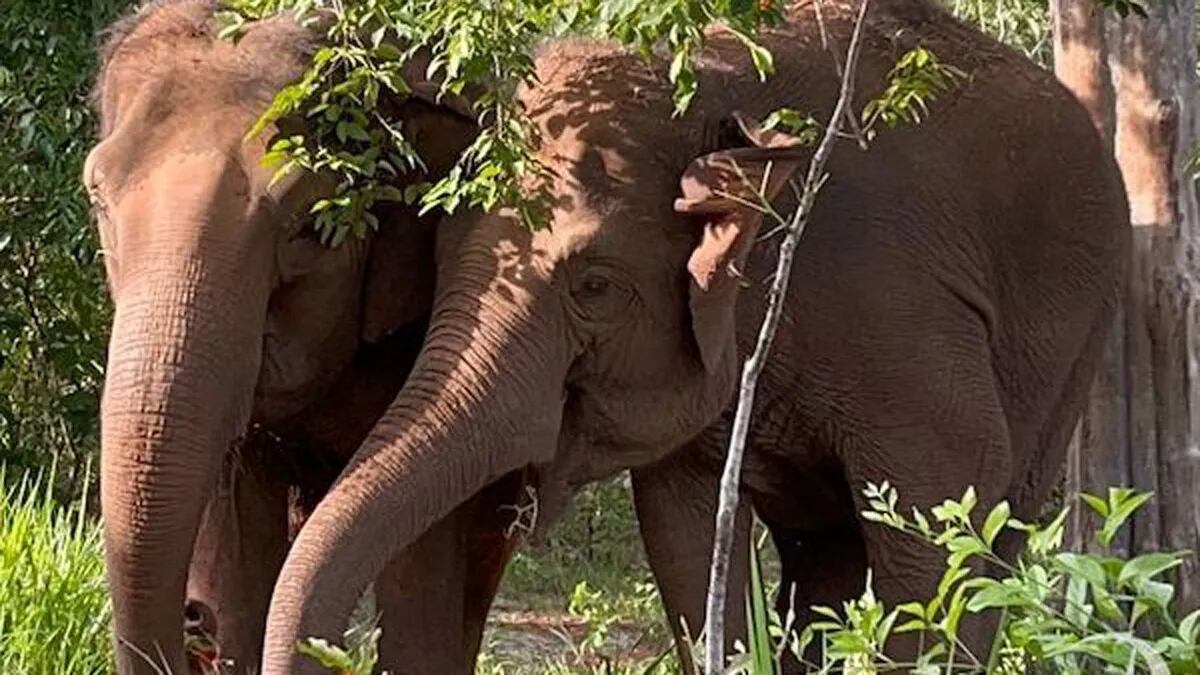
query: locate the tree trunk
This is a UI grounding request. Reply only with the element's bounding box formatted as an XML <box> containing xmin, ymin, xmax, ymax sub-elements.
<box><xmin>1053</xmin><ymin>0</ymin><xmax>1200</xmax><ymax>610</ymax></box>
<box><xmin>1052</xmin><ymin>0</ymin><xmax>1115</xmax><ymax>143</ymax></box>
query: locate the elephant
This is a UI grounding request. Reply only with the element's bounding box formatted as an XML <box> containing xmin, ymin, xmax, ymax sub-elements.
<box><xmin>258</xmin><ymin>0</ymin><xmax>1129</xmax><ymax>672</ymax></box>
<box><xmin>86</xmin><ymin>2</ymin><xmax>527</xmax><ymax>673</ymax></box>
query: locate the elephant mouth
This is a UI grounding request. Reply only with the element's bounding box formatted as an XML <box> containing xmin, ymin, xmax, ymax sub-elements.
<box><xmin>237</xmin><ymin>424</ymin><xmax>346</xmax><ymax>507</ymax></box>
<box><xmin>526</xmin><ymin>415</ymin><xmax>615</xmax><ymax>544</ymax></box>
<box><xmin>253</xmin><ymin>353</ymin><xmax>332</xmax><ymax>423</ymax></box>
<box><xmin>527</xmin><ymin>463</ymin><xmax>574</xmax><ymax>545</ymax></box>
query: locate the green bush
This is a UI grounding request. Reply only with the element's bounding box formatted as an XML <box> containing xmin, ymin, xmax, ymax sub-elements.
<box><xmin>504</xmin><ymin>478</ymin><xmax>651</xmax><ymax>604</ymax></box>
<box><xmin>0</xmin><ymin>0</ymin><xmax>132</xmax><ymax>496</ymax></box>
<box><xmin>298</xmin><ymin>483</ymin><xmax>1199</xmax><ymax>674</ymax></box>
<box><xmin>0</xmin><ymin>466</ymin><xmax>111</xmax><ymax>674</ymax></box>
<box><xmin>944</xmin><ymin>0</ymin><xmax>1052</xmax><ymax>65</ymax></box>
<box><xmin>726</xmin><ymin>485</ymin><xmax>1199</xmax><ymax>674</ymax></box>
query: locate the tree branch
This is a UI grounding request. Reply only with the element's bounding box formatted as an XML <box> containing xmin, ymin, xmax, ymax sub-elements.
<box><xmin>702</xmin><ymin>1</ymin><xmax>872</xmax><ymax>671</ymax></box>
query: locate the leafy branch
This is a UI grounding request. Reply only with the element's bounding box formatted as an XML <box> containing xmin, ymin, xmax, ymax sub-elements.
<box><xmin>718</xmin><ymin>485</ymin><xmax>1197</xmax><ymax>674</ymax></box>
<box><xmin>702</xmin><ymin>0</ymin><xmax>874</xmax><ymax>669</ymax></box>
<box><xmin>222</xmin><ymin>0</ymin><xmax>785</xmax><ymax>240</ymax></box>
<box><xmin>848</xmin><ymin>483</ymin><xmax>1198</xmax><ymax>673</ymax></box>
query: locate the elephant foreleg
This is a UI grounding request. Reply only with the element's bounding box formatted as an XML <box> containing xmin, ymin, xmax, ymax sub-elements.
<box><xmin>186</xmin><ymin>448</ymin><xmax>291</xmax><ymax>674</ymax></box>
<box><xmin>375</xmin><ymin>470</ymin><xmax>527</xmax><ymax>674</ymax></box>
<box><xmin>462</xmin><ymin>470</ymin><xmax>527</xmax><ymax>657</ymax></box>
<box><xmin>631</xmin><ymin>445</ymin><xmax>750</xmax><ymax>675</ymax></box>
<box><xmin>376</xmin><ymin>508</ymin><xmax>469</xmax><ymax>675</ymax></box>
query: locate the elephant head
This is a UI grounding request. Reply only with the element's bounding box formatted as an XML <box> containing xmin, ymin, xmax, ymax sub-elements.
<box><xmin>261</xmin><ymin>39</ymin><xmax>814</xmax><ymax>673</ymax></box>
<box><xmin>87</xmin><ymin>2</ymin><xmax>472</xmax><ymax>671</ymax></box>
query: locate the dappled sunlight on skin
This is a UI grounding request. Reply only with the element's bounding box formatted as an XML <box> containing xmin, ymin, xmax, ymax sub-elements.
<box><xmin>491</xmin><ymin>228</ymin><xmax>555</xmax><ymax>291</ymax></box>
<box><xmin>454</xmin><ymin>4</ymin><xmax>1124</xmax><ymax>667</ymax></box>
<box><xmin>262</xmin><ymin>2</ymin><xmax>1126</xmax><ymax>671</ymax></box>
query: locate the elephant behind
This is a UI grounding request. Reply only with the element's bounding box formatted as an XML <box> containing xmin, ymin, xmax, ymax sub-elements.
<box><xmin>87</xmin><ymin>1</ymin><xmax>524</xmax><ymax>672</ymax></box>
<box><xmin>259</xmin><ymin>0</ymin><xmax>1130</xmax><ymax>672</ymax></box>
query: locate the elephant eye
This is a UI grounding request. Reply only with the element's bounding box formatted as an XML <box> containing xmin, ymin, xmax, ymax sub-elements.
<box><xmin>579</xmin><ymin>275</ymin><xmax>610</xmax><ymax>298</ymax></box>
<box><xmin>570</xmin><ymin>268</ymin><xmax>634</xmax><ymax>322</ymax></box>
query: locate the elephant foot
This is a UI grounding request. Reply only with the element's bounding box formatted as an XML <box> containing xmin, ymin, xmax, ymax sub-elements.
<box><xmin>184</xmin><ymin>600</ymin><xmax>225</xmax><ymax>675</ymax></box>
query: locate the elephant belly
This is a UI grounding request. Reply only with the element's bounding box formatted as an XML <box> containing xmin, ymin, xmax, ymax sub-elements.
<box><xmin>744</xmin><ymin>450</ymin><xmax>857</xmax><ymax>534</ymax></box>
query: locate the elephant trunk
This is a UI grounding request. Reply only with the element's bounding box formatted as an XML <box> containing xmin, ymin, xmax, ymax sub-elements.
<box><xmin>101</xmin><ymin>229</ymin><xmax>272</xmax><ymax>672</ymax></box>
<box><xmin>263</xmin><ymin>244</ymin><xmax>568</xmax><ymax>675</ymax></box>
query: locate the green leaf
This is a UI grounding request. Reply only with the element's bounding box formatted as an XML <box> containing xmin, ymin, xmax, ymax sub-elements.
<box><xmin>216</xmin><ymin>11</ymin><xmax>247</xmax><ymax>41</ymax></box>
<box><xmin>810</xmin><ymin>605</ymin><xmax>842</xmax><ymax>621</ymax></box>
<box><xmin>1098</xmin><ymin>489</ymin><xmax>1153</xmax><ymax>548</ymax></box>
<box><xmin>966</xmin><ymin>579</ymin><xmax>1025</xmax><ymax>611</ymax></box>
<box><xmin>1027</xmin><ymin>506</ymin><xmax>1070</xmax><ymax>556</ymax></box>
<box><xmin>960</xmin><ymin>486</ymin><xmax>977</xmax><ymax>516</ymax></box>
<box><xmin>946</xmin><ymin>534</ymin><xmax>986</xmax><ymax>557</ymax></box>
<box><xmin>296</xmin><ymin>637</ymin><xmax>353</xmax><ymax>670</ymax></box>
<box><xmin>1179</xmin><ymin>608</ymin><xmax>1200</xmax><ymax>643</ymax></box>
<box><xmin>668</xmin><ymin>48</ymin><xmax>688</xmax><ymax>84</ymax></box>
<box><xmin>267</xmin><ymin>160</ymin><xmax>299</xmax><ymax>190</ymax></box>
<box><xmin>894</xmin><ymin>618</ymin><xmax>927</xmax><ymax>633</ymax></box>
<box><xmin>1118</xmin><ymin>552</ymin><xmax>1185</xmax><ymax>588</ymax></box>
<box><xmin>941</xmin><ymin>580</ymin><xmax>971</xmax><ymax>639</ymax></box>
<box><xmin>981</xmin><ymin>500</ymin><xmax>1010</xmax><ymax>548</ymax></box>
<box><xmin>373</xmin><ymin>41</ymin><xmax>400</xmax><ymax>61</ymax></box>
<box><xmin>1092</xmin><ymin>585</ymin><xmax>1124</xmax><ymax>622</ymax></box>
<box><xmin>1064</xmin><ymin>575</ymin><xmax>1092</xmax><ymax>629</ymax></box>
<box><xmin>731</xmin><ymin>30</ymin><xmax>774</xmax><ymax>81</ymax></box>
<box><xmin>1080</xmin><ymin>492</ymin><xmax>1109</xmax><ymax>517</ymax></box>
<box><xmin>745</xmin><ymin>541</ymin><xmax>774</xmax><ymax>675</ymax></box>
<box><xmin>671</xmin><ymin>67</ymin><xmax>697</xmax><ymax>116</ymax></box>
<box><xmin>1055</xmin><ymin>552</ymin><xmax>1108</xmax><ymax>589</ymax></box>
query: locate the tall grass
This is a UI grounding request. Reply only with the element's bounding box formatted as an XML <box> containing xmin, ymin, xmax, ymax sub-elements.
<box><xmin>0</xmin><ymin>466</ymin><xmax>112</xmax><ymax>674</ymax></box>
<box><xmin>0</xmin><ymin>471</ymin><xmax>669</xmax><ymax>675</ymax></box>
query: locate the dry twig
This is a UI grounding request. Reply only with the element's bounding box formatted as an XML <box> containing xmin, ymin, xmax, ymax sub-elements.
<box><xmin>702</xmin><ymin>1</ymin><xmax>873</xmax><ymax>671</ymax></box>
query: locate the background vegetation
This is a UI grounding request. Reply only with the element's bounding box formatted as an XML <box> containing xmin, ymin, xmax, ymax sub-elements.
<box><xmin>0</xmin><ymin>0</ymin><xmax>126</xmax><ymax>499</ymax></box>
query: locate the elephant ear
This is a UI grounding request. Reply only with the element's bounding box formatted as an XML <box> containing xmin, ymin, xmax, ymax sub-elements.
<box><xmin>676</xmin><ymin>111</ymin><xmax>808</xmax><ymax>373</ymax></box>
<box><xmin>361</xmin><ymin>88</ymin><xmax>478</xmax><ymax>342</ymax></box>
<box><xmin>360</xmin><ymin>210</ymin><xmax>438</xmax><ymax>343</ymax></box>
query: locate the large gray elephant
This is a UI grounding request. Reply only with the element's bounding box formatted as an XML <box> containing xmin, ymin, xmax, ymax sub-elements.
<box><xmin>86</xmin><ymin>2</ymin><xmax>525</xmax><ymax>673</ymax></box>
<box><xmin>259</xmin><ymin>0</ymin><xmax>1129</xmax><ymax>672</ymax></box>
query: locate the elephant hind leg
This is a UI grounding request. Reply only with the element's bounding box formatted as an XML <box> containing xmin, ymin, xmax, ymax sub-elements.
<box><xmin>632</xmin><ymin>444</ymin><xmax>751</xmax><ymax>675</ymax></box>
<box><xmin>772</xmin><ymin>526</ymin><xmax>869</xmax><ymax>623</ymax></box>
<box><xmin>770</xmin><ymin>525</ymin><xmax>868</xmax><ymax>674</ymax></box>
<box><xmin>187</xmin><ymin>447</ymin><xmax>291</xmax><ymax>674</ymax></box>
<box><xmin>997</xmin><ymin>297</ymin><xmax>1118</xmax><ymax>531</ymax></box>
<box><xmin>844</xmin><ymin>326</ymin><xmax>1014</xmax><ymax>659</ymax></box>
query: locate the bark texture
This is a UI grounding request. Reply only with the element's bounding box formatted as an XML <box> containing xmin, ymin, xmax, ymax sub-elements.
<box><xmin>1053</xmin><ymin>0</ymin><xmax>1200</xmax><ymax>609</ymax></box>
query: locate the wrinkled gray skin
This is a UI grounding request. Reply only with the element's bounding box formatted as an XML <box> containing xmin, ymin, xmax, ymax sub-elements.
<box><xmin>260</xmin><ymin>0</ymin><xmax>1129</xmax><ymax>672</ymax></box>
<box><xmin>86</xmin><ymin>2</ymin><xmax>524</xmax><ymax>673</ymax></box>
